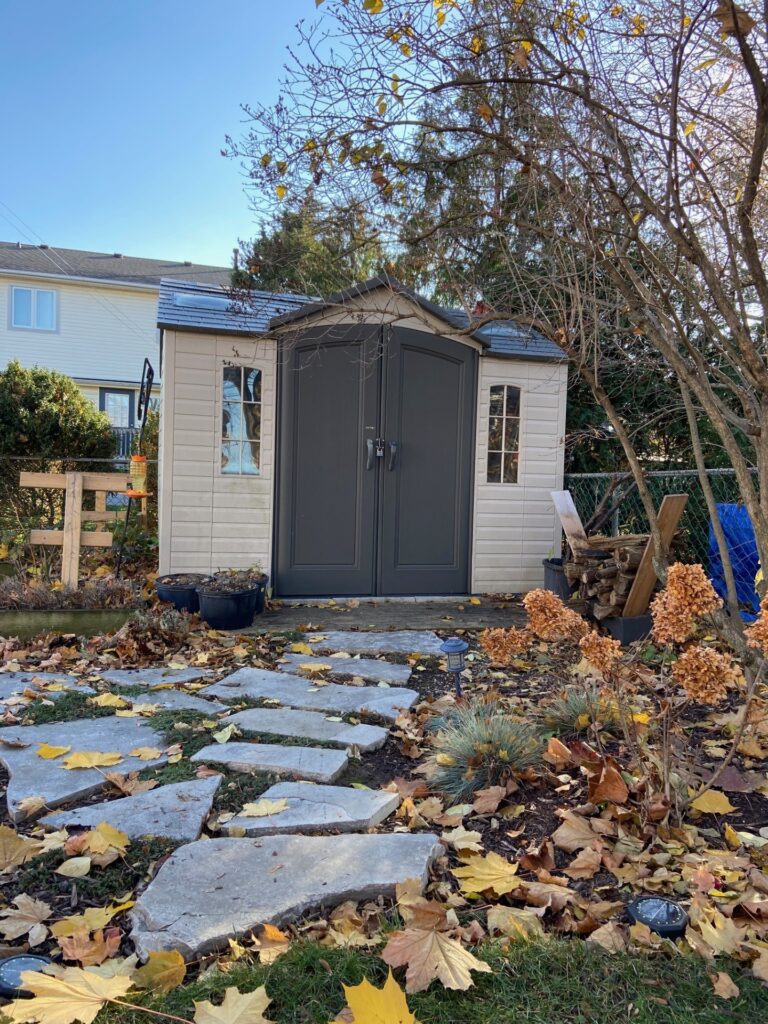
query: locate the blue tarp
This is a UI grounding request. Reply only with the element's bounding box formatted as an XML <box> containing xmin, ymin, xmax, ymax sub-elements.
<box><xmin>708</xmin><ymin>503</ymin><xmax>760</xmax><ymax>619</ymax></box>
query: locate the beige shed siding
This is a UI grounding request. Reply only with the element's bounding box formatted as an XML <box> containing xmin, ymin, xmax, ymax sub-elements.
<box><xmin>471</xmin><ymin>357</ymin><xmax>568</xmax><ymax>593</ymax></box>
<box><xmin>159</xmin><ymin>329</ymin><xmax>276</xmax><ymax>575</ymax></box>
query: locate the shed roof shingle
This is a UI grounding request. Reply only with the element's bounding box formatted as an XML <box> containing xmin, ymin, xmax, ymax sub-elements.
<box><xmin>0</xmin><ymin>241</ymin><xmax>231</xmax><ymax>288</ymax></box>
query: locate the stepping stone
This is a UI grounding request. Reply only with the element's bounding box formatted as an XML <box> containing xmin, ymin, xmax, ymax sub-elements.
<box><xmin>201</xmin><ymin>668</ymin><xmax>417</xmax><ymax>722</ymax></box>
<box><xmin>309</xmin><ymin>631</ymin><xmax>444</xmax><ymax>656</ymax></box>
<box><xmin>42</xmin><ymin>776</ymin><xmax>222</xmax><ymax>842</ymax></box>
<box><xmin>190</xmin><ymin>742</ymin><xmax>348</xmax><ymax>783</ymax></box>
<box><xmin>226</xmin><ymin>707</ymin><xmax>387</xmax><ymax>752</ymax></box>
<box><xmin>130</xmin><ymin>832</ymin><xmax>442</xmax><ymax>958</ymax></box>
<box><xmin>223</xmin><ymin>782</ymin><xmax>399</xmax><ymax>836</ymax></box>
<box><xmin>98</xmin><ymin>667</ymin><xmax>210</xmax><ymax>689</ymax></box>
<box><xmin>0</xmin><ymin>672</ymin><xmax>95</xmax><ymax>708</ymax></box>
<box><xmin>0</xmin><ymin>716</ymin><xmax>167</xmax><ymax>822</ymax></box>
<box><xmin>279</xmin><ymin>653</ymin><xmax>412</xmax><ymax>686</ymax></box>
<box><xmin>119</xmin><ymin>690</ymin><xmax>228</xmax><ymax>715</ymax></box>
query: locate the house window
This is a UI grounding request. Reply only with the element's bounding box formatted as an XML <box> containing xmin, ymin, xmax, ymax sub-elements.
<box><xmin>99</xmin><ymin>388</ymin><xmax>134</xmax><ymax>428</ymax></box>
<box><xmin>11</xmin><ymin>287</ymin><xmax>57</xmax><ymax>330</ymax></box>
<box><xmin>487</xmin><ymin>384</ymin><xmax>520</xmax><ymax>483</ymax></box>
<box><xmin>221</xmin><ymin>365</ymin><xmax>261</xmax><ymax>475</ymax></box>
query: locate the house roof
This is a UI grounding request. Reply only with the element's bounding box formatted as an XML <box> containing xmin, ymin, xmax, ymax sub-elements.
<box><xmin>157</xmin><ymin>276</ymin><xmax>565</xmax><ymax>362</ymax></box>
<box><xmin>0</xmin><ymin>241</ymin><xmax>232</xmax><ymax>288</ymax></box>
<box><xmin>157</xmin><ymin>279</ymin><xmax>313</xmax><ymax>336</ymax></box>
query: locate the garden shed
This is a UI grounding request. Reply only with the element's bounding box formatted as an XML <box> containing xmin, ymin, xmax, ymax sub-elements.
<box><xmin>156</xmin><ymin>277</ymin><xmax>567</xmax><ymax>596</ymax></box>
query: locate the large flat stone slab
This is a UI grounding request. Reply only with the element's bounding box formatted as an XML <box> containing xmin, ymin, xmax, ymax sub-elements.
<box><xmin>279</xmin><ymin>652</ymin><xmax>412</xmax><ymax>685</ymax></box>
<box><xmin>98</xmin><ymin>667</ymin><xmax>211</xmax><ymax>689</ymax></box>
<box><xmin>41</xmin><ymin>776</ymin><xmax>222</xmax><ymax>841</ymax></box>
<box><xmin>223</xmin><ymin>782</ymin><xmax>399</xmax><ymax>836</ymax></box>
<box><xmin>201</xmin><ymin>668</ymin><xmax>417</xmax><ymax>722</ymax></box>
<box><xmin>308</xmin><ymin>631</ymin><xmax>444</xmax><ymax>656</ymax></box>
<box><xmin>0</xmin><ymin>717</ymin><xmax>167</xmax><ymax>822</ymax></box>
<box><xmin>130</xmin><ymin>833</ymin><xmax>442</xmax><ymax>958</ymax></box>
<box><xmin>0</xmin><ymin>672</ymin><xmax>94</xmax><ymax>708</ymax></box>
<box><xmin>190</xmin><ymin>742</ymin><xmax>348</xmax><ymax>783</ymax></box>
<box><xmin>119</xmin><ymin>690</ymin><xmax>228</xmax><ymax>715</ymax></box>
<box><xmin>226</xmin><ymin>707</ymin><xmax>387</xmax><ymax>752</ymax></box>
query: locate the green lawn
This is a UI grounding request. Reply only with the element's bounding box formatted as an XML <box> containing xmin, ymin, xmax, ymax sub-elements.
<box><xmin>101</xmin><ymin>940</ymin><xmax>767</xmax><ymax>1024</ymax></box>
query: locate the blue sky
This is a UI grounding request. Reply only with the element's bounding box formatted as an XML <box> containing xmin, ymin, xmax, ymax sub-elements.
<box><xmin>0</xmin><ymin>0</ymin><xmax>314</xmax><ymax>267</ymax></box>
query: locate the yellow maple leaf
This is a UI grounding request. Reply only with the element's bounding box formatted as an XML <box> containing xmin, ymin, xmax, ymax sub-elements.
<box><xmin>93</xmin><ymin>822</ymin><xmax>130</xmax><ymax>853</ymax></box>
<box><xmin>37</xmin><ymin>744</ymin><xmax>72</xmax><ymax>760</ymax></box>
<box><xmin>128</xmin><ymin>746</ymin><xmax>163</xmax><ymax>761</ymax></box>
<box><xmin>469</xmin><ymin>596</ymin><xmax>481</xmax><ymax>605</ymax></box>
<box><xmin>56</xmin><ymin>856</ymin><xmax>92</xmax><ymax>878</ymax></box>
<box><xmin>62</xmin><ymin>751</ymin><xmax>124</xmax><ymax>770</ymax></box>
<box><xmin>50</xmin><ymin>902</ymin><xmax>134</xmax><ymax>938</ymax></box>
<box><xmin>89</xmin><ymin>694</ymin><xmax>129</xmax><ymax>709</ymax></box>
<box><xmin>193</xmin><ymin>986</ymin><xmax>273</xmax><ymax>1024</ymax></box>
<box><xmin>240</xmin><ymin>798</ymin><xmax>290</xmax><ymax>818</ymax></box>
<box><xmin>290</xmin><ymin>642</ymin><xmax>314</xmax><ymax>656</ymax></box>
<box><xmin>3</xmin><ymin>965</ymin><xmax>133</xmax><ymax>1024</ymax></box>
<box><xmin>0</xmin><ymin>825</ymin><xmax>43</xmax><ymax>874</ymax></box>
<box><xmin>452</xmin><ymin>852</ymin><xmax>520</xmax><ymax>896</ymax></box>
<box><xmin>341</xmin><ymin>971</ymin><xmax>418</xmax><ymax>1024</ymax></box>
<box><xmin>691</xmin><ymin>790</ymin><xmax>736</xmax><ymax>815</ymax></box>
<box><xmin>382</xmin><ymin>928</ymin><xmax>492</xmax><ymax>992</ymax></box>
<box><xmin>133</xmin><ymin>949</ymin><xmax>186</xmax><ymax>994</ymax></box>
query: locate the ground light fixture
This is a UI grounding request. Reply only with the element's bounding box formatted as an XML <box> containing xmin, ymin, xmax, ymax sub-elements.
<box><xmin>0</xmin><ymin>954</ymin><xmax>52</xmax><ymax>997</ymax></box>
<box><xmin>440</xmin><ymin>636</ymin><xmax>469</xmax><ymax>696</ymax></box>
<box><xmin>626</xmin><ymin>896</ymin><xmax>689</xmax><ymax>939</ymax></box>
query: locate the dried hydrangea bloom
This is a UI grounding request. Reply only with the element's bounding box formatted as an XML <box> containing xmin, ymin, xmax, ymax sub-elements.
<box><xmin>579</xmin><ymin>631</ymin><xmax>623</xmax><ymax>675</ymax></box>
<box><xmin>650</xmin><ymin>564</ymin><xmax>721</xmax><ymax>646</ymax></box>
<box><xmin>745</xmin><ymin>595</ymin><xmax>768</xmax><ymax>657</ymax></box>
<box><xmin>479</xmin><ymin>626</ymin><xmax>533</xmax><ymax>665</ymax></box>
<box><xmin>670</xmin><ymin>644</ymin><xmax>743</xmax><ymax>704</ymax></box>
<box><xmin>522</xmin><ymin>588</ymin><xmax>588</xmax><ymax>642</ymax></box>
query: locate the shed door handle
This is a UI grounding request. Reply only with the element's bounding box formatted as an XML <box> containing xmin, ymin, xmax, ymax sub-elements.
<box><xmin>388</xmin><ymin>441</ymin><xmax>398</xmax><ymax>471</ymax></box>
<box><xmin>366</xmin><ymin>439</ymin><xmax>375</xmax><ymax>470</ymax></box>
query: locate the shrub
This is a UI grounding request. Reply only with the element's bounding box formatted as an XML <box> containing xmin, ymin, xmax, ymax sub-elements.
<box><xmin>0</xmin><ymin>574</ymin><xmax>141</xmax><ymax>610</ymax></box>
<box><xmin>522</xmin><ymin>589</ymin><xmax>588</xmax><ymax>642</ymax></box>
<box><xmin>425</xmin><ymin>701</ymin><xmax>544</xmax><ymax>801</ymax></box>
<box><xmin>540</xmin><ymin>686</ymin><xmax>621</xmax><ymax>738</ymax></box>
<box><xmin>479</xmin><ymin>627</ymin><xmax>533</xmax><ymax>665</ymax></box>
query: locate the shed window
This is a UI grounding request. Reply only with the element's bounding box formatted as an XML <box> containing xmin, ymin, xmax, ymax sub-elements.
<box><xmin>487</xmin><ymin>384</ymin><xmax>520</xmax><ymax>483</ymax></box>
<box><xmin>221</xmin><ymin>365</ymin><xmax>261</xmax><ymax>475</ymax></box>
<box><xmin>11</xmin><ymin>286</ymin><xmax>56</xmax><ymax>330</ymax></box>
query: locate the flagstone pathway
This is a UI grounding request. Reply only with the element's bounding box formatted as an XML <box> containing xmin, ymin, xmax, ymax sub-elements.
<box><xmin>0</xmin><ymin>629</ymin><xmax>445</xmax><ymax>958</ymax></box>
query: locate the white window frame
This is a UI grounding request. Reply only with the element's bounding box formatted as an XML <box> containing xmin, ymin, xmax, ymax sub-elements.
<box><xmin>486</xmin><ymin>383</ymin><xmax>523</xmax><ymax>485</ymax></box>
<box><xmin>10</xmin><ymin>286</ymin><xmax>58</xmax><ymax>331</ymax></box>
<box><xmin>219</xmin><ymin>362</ymin><xmax>262</xmax><ymax>477</ymax></box>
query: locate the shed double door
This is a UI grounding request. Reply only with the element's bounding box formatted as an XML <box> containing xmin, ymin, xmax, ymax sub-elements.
<box><xmin>276</xmin><ymin>325</ymin><xmax>476</xmax><ymax>596</ymax></box>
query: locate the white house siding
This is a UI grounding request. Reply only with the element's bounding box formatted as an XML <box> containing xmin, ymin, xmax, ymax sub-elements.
<box><xmin>159</xmin><ymin>329</ymin><xmax>276</xmax><ymax>576</ymax></box>
<box><xmin>471</xmin><ymin>357</ymin><xmax>568</xmax><ymax>593</ymax></box>
<box><xmin>0</xmin><ymin>274</ymin><xmax>160</xmax><ymax>387</ymax></box>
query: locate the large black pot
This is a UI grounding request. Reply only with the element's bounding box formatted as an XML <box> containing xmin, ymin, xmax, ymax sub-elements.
<box><xmin>154</xmin><ymin>574</ymin><xmax>211</xmax><ymax>613</ymax></box>
<box><xmin>542</xmin><ymin>558</ymin><xmax>574</xmax><ymax>601</ymax></box>
<box><xmin>196</xmin><ymin>574</ymin><xmax>268</xmax><ymax>630</ymax></box>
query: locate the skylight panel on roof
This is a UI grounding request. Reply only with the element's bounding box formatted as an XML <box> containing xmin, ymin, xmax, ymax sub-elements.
<box><xmin>172</xmin><ymin>291</ymin><xmax>232</xmax><ymax>311</ymax></box>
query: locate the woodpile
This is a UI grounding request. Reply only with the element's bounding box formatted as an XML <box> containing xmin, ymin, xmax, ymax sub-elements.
<box><xmin>563</xmin><ymin>534</ymin><xmax>649</xmax><ymax>620</ymax></box>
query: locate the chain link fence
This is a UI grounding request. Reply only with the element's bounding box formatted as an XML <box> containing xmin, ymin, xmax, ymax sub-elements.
<box><xmin>565</xmin><ymin>468</ymin><xmax>760</xmax><ymax>614</ymax></box>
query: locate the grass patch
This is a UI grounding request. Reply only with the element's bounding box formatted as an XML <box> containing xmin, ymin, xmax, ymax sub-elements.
<box><xmin>98</xmin><ymin>940</ymin><xmax>765</xmax><ymax>1024</ymax></box>
<box><xmin>214</xmin><ymin>771</ymin><xmax>273</xmax><ymax>812</ymax></box>
<box><xmin>147</xmin><ymin>710</ymin><xmax>218</xmax><ymax>757</ymax></box>
<box><xmin>15</xmin><ymin>838</ymin><xmax>177</xmax><ymax>906</ymax></box>
<box><xmin>22</xmin><ymin>693</ymin><xmax>115</xmax><ymax>726</ymax></box>
<box><xmin>138</xmin><ymin>760</ymin><xmax>199</xmax><ymax>786</ymax></box>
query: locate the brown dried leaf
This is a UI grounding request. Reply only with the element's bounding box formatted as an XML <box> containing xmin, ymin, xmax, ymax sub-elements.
<box><xmin>381</xmin><ymin>928</ymin><xmax>492</xmax><ymax>993</ymax></box>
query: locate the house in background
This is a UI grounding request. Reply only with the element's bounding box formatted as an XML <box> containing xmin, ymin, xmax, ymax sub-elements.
<box><xmin>0</xmin><ymin>242</ymin><xmax>230</xmax><ymax>453</ymax></box>
<box><xmin>157</xmin><ymin>277</ymin><xmax>568</xmax><ymax>595</ymax></box>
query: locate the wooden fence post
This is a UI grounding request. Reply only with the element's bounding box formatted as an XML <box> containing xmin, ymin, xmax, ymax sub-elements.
<box><xmin>61</xmin><ymin>473</ymin><xmax>84</xmax><ymax>590</ymax></box>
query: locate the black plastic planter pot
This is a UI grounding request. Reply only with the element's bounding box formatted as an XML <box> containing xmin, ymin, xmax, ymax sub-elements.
<box><xmin>196</xmin><ymin>575</ymin><xmax>268</xmax><ymax>630</ymax></box>
<box><xmin>604</xmin><ymin>614</ymin><xmax>653</xmax><ymax>646</ymax></box>
<box><xmin>154</xmin><ymin>574</ymin><xmax>210</xmax><ymax>613</ymax></box>
<box><xmin>542</xmin><ymin>558</ymin><xmax>574</xmax><ymax>601</ymax></box>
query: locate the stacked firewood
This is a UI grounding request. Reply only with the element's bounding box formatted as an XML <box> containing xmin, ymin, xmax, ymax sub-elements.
<box><xmin>563</xmin><ymin>535</ymin><xmax>648</xmax><ymax>619</ymax></box>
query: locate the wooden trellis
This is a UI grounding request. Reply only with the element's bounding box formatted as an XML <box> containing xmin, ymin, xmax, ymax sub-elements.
<box><xmin>20</xmin><ymin>471</ymin><xmax>130</xmax><ymax>589</ymax></box>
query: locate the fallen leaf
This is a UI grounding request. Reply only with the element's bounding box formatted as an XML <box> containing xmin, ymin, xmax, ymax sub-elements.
<box><xmin>59</xmin><ymin>927</ymin><xmax>121</xmax><ymax>967</ymax></box>
<box><xmin>51</xmin><ymin>903</ymin><xmax>135</xmax><ymax>939</ymax></box>
<box><xmin>711</xmin><ymin>971</ymin><xmax>740</xmax><ymax>999</ymax></box>
<box><xmin>0</xmin><ymin>825</ymin><xmax>43</xmax><ymax>874</ymax></box>
<box><xmin>588</xmin><ymin>764</ymin><xmax>629</xmax><ymax>805</ymax></box>
<box><xmin>691</xmin><ymin>790</ymin><xmax>736</xmax><ymax>815</ymax></box>
<box><xmin>290</xmin><ymin>642</ymin><xmax>314</xmax><ymax>656</ymax></box>
<box><xmin>89</xmin><ymin>694</ymin><xmax>128</xmax><ymax>709</ymax></box>
<box><xmin>252</xmin><ymin>923</ymin><xmax>291</xmax><ymax>964</ymax></box>
<box><xmin>3</xmin><ymin>965</ymin><xmax>133</xmax><ymax>1024</ymax></box>
<box><xmin>564</xmin><ymin>847</ymin><xmax>602</xmax><ymax>880</ymax></box>
<box><xmin>134</xmin><ymin>949</ymin><xmax>187</xmax><ymax>993</ymax></box>
<box><xmin>340</xmin><ymin>970</ymin><xmax>418</xmax><ymax>1024</ymax></box>
<box><xmin>552</xmin><ymin>812</ymin><xmax>599</xmax><ymax>852</ymax></box>
<box><xmin>56</xmin><ymin>856</ymin><xmax>92</xmax><ymax>878</ymax></box>
<box><xmin>63</xmin><ymin>752</ymin><xmax>124</xmax><ymax>770</ymax></box>
<box><xmin>193</xmin><ymin>985</ymin><xmax>273</xmax><ymax>1024</ymax></box>
<box><xmin>382</xmin><ymin>928</ymin><xmax>492</xmax><ymax>992</ymax></box>
<box><xmin>16</xmin><ymin>796</ymin><xmax>48</xmax><ymax>817</ymax></box>
<box><xmin>105</xmin><ymin>771</ymin><xmax>158</xmax><ymax>796</ymax></box>
<box><xmin>586</xmin><ymin>921</ymin><xmax>627</xmax><ymax>953</ymax></box>
<box><xmin>36</xmin><ymin>744</ymin><xmax>71</xmax><ymax>760</ymax></box>
<box><xmin>240</xmin><ymin>799</ymin><xmax>290</xmax><ymax>818</ymax></box>
<box><xmin>452</xmin><ymin>852</ymin><xmax>520</xmax><ymax>896</ymax></box>
<box><xmin>0</xmin><ymin>894</ymin><xmax>52</xmax><ymax>945</ymax></box>
<box><xmin>212</xmin><ymin>724</ymin><xmax>235</xmax><ymax>744</ymax></box>
<box><xmin>128</xmin><ymin>747</ymin><xmax>163</xmax><ymax>761</ymax></box>
<box><xmin>472</xmin><ymin>786</ymin><xmax>507</xmax><ymax>814</ymax></box>
<box><xmin>486</xmin><ymin>905</ymin><xmax>545</xmax><ymax>942</ymax></box>
<box><xmin>442</xmin><ymin>826</ymin><xmax>483</xmax><ymax>854</ymax></box>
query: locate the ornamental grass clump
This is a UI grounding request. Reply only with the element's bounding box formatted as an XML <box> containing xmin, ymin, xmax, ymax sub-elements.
<box><xmin>425</xmin><ymin>701</ymin><xmax>545</xmax><ymax>802</ymax></box>
<box><xmin>523</xmin><ymin>589</ymin><xmax>589</xmax><ymax>642</ymax></box>
<box><xmin>540</xmin><ymin>685</ymin><xmax>621</xmax><ymax>738</ymax></box>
